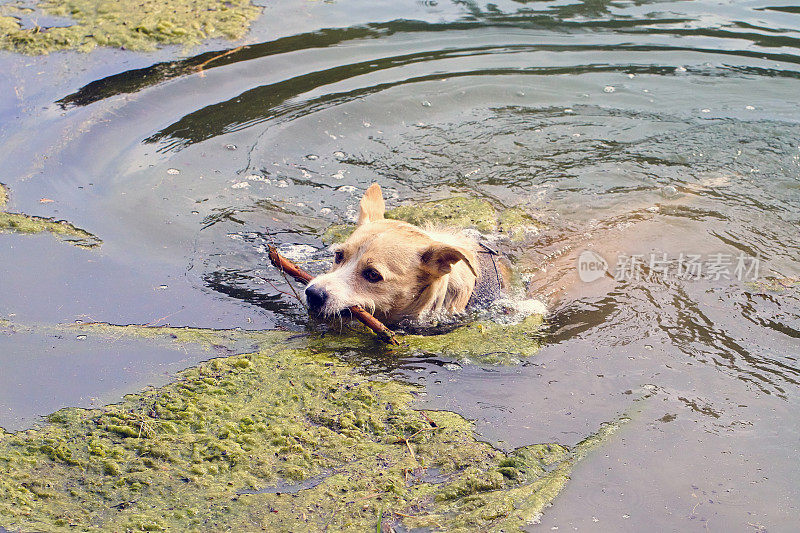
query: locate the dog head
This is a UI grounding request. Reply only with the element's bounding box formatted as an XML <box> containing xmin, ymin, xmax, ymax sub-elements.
<box><xmin>305</xmin><ymin>184</ymin><xmax>478</xmax><ymax>323</ymax></box>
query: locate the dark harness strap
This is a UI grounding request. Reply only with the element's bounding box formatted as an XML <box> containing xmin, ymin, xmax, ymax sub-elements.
<box><xmin>467</xmin><ymin>243</ymin><xmax>504</xmax><ymax>309</ymax></box>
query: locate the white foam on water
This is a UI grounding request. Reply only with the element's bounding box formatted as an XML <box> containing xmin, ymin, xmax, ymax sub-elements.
<box><xmin>277</xmin><ymin>244</ymin><xmax>318</xmax><ymax>262</ymax></box>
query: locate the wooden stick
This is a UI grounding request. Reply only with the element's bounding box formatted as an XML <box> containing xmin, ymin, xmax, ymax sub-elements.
<box><xmin>267</xmin><ymin>245</ymin><xmax>400</xmax><ymax>345</ymax></box>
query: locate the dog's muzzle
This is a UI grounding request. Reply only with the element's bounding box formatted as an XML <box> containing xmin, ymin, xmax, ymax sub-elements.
<box><xmin>305</xmin><ymin>284</ymin><xmax>329</xmax><ymax>313</ymax></box>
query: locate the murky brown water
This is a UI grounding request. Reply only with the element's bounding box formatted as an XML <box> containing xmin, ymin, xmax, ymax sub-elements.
<box><xmin>1</xmin><ymin>0</ymin><xmax>799</xmax><ymax>530</ymax></box>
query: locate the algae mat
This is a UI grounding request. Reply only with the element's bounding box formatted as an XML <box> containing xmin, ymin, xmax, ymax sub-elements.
<box><xmin>323</xmin><ymin>195</ymin><xmax>542</xmax><ymax>246</ymax></box>
<box><xmin>0</xmin><ymin>183</ymin><xmax>101</xmax><ymax>248</ymax></box>
<box><xmin>0</xmin><ymin>0</ymin><xmax>261</xmax><ymax>54</ymax></box>
<box><xmin>0</xmin><ymin>323</ymin><xmax>626</xmax><ymax>532</ymax></box>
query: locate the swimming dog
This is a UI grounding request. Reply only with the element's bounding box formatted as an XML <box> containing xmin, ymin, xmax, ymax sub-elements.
<box><xmin>305</xmin><ymin>184</ymin><xmax>505</xmax><ymax>324</ymax></box>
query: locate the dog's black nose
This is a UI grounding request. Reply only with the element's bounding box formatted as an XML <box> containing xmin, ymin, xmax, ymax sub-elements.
<box><xmin>305</xmin><ymin>284</ymin><xmax>328</xmax><ymax>311</ymax></box>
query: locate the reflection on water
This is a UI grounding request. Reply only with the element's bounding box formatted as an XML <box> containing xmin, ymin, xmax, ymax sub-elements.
<box><xmin>1</xmin><ymin>0</ymin><xmax>800</xmax><ymax>529</ymax></box>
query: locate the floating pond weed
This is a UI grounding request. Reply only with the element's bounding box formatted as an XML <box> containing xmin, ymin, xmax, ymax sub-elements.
<box><xmin>0</xmin><ymin>322</ymin><xmax>628</xmax><ymax>532</ymax></box>
<box><xmin>0</xmin><ymin>183</ymin><xmax>101</xmax><ymax>248</ymax></box>
<box><xmin>322</xmin><ymin>195</ymin><xmax>542</xmax><ymax>246</ymax></box>
<box><xmin>0</xmin><ymin>0</ymin><xmax>261</xmax><ymax>54</ymax></box>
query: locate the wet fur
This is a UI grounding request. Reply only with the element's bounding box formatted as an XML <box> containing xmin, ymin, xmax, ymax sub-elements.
<box><xmin>306</xmin><ymin>184</ymin><xmax>480</xmax><ymax>324</ymax></box>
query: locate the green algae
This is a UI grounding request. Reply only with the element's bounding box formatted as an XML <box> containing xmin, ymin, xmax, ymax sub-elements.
<box><xmin>0</xmin><ymin>323</ymin><xmax>624</xmax><ymax>532</ymax></box>
<box><xmin>321</xmin><ymin>221</ymin><xmax>357</xmax><ymax>246</ymax></box>
<box><xmin>69</xmin><ymin>321</ymin><xmax>284</xmax><ymax>352</ymax></box>
<box><xmin>0</xmin><ymin>0</ymin><xmax>261</xmax><ymax>54</ymax></box>
<box><xmin>322</xmin><ymin>196</ymin><xmax>541</xmax><ymax>245</ymax></box>
<box><xmin>387</xmin><ymin>196</ymin><xmax>497</xmax><ymax>233</ymax></box>
<box><xmin>499</xmin><ymin>206</ymin><xmax>543</xmax><ymax>241</ymax></box>
<box><xmin>404</xmin><ymin>420</ymin><xmax>626</xmax><ymax>531</ymax></box>
<box><xmin>403</xmin><ymin>314</ymin><xmax>545</xmax><ymax>363</ymax></box>
<box><xmin>0</xmin><ymin>183</ymin><xmax>102</xmax><ymax>248</ymax></box>
<box><xmin>304</xmin><ymin>315</ymin><xmax>546</xmax><ymax>365</ymax></box>
<box><xmin>0</xmin><ymin>212</ymin><xmax>102</xmax><ymax>247</ymax></box>
<box><xmin>72</xmin><ymin>312</ymin><xmax>543</xmax><ymax>366</ymax></box>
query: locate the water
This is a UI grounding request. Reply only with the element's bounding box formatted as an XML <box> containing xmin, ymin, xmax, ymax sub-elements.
<box><xmin>1</xmin><ymin>0</ymin><xmax>799</xmax><ymax>530</ymax></box>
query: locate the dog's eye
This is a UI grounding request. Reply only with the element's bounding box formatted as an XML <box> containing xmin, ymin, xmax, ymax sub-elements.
<box><xmin>362</xmin><ymin>267</ymin><xmax>383</xmax><ymax>283</ymax></box>
<box><xmin>334</xmin><ymin>250</ymin><xmax>344</xmax><ymax>264</ymax></box>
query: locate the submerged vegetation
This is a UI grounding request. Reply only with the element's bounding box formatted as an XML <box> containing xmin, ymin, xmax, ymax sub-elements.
<box><xmin>0</xmin><ymin>0</ymin><xmax>261</xmax><ymax>54</ymax></box>
<box><xmin>388</xmin><ymin>196</ymin><xmax>541</xmax><ymax>241</ymax></box>
<box><xmin>0</xmin><ymin>183</ymin><xmax>101</xmax><ymax>248</ymax></box>
<box><xmin>0</xmin><ymin>323</ymin><xmax>625</xmax><ymax>532</ymax></box>
<box><xmin>310</xmin><ymin>315</ymin><xmax>546</xmax><ymax>365</ymax></box>
<box><xmin>323</xmin><ymin>195</ymin><xmax>542</xmax><ymax>245</ymax></box>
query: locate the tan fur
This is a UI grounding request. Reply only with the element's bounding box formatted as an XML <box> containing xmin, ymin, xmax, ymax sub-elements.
<box><xmin>307</xmin><ymin>184</ymin><xmax>480</xmax><ymax>324</ymax></box>
<box><xmin>357</xmin><ymin>183</ymin><xmax>386</xmax><ymax>226</ymax></box>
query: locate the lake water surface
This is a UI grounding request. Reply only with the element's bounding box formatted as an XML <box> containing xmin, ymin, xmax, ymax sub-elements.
<box><xmin>1</xmin><ymin>0</ymin><xmax>799</xmax><ymax>530</ymax></box>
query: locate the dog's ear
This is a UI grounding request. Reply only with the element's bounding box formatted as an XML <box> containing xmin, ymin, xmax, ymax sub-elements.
<box><xmin>357</xmin><ymin>183</ymin><xmax>385</xmax><ymax>226</ymax></box>
<box><xmin>420</xmin><ymin>243</ymin><xmax>478</xmax><ymax>278</ymax></box>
